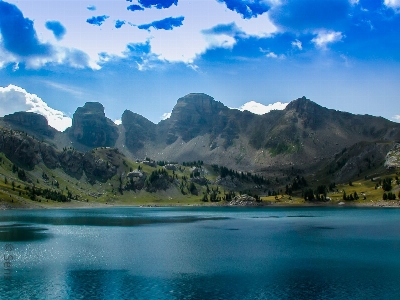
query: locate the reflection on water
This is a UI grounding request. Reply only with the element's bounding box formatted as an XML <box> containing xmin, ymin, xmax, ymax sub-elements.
<box><xmin>0</xmin><ymin>214</ymin><xmax>228</xmax><ymax>227</ymax></box>
<box><xmin>1</xmin><ymin>207</ymin><xmax>400</xmax><ymax>299</ymax></box>
<box><xmin>0</xmin><ymin>224</ymin><xmax>49</xmax><ymax>242</ymax></box>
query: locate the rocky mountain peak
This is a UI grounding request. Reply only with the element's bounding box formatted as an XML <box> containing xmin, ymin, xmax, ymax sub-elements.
<box><xmin>122</xmin><ymin>110</ymin><xmax>156</xmax><ymax>152</ymax></box>
<box><xmin>177</xmin><ymin>93</ymin><xmax>214</xmax><ymax>102</ymax></box>
<box><xmin>285</xmin><ymin>96</ymin><xmax>323</xmax><ymax>113</ymax></box>
<box><xmin>122</xmin><ymin>110</ymin><xmax>154</xmax><ymax>127</ymax></box>
<box><xmin>69</xmin><ymin>102</ymin><xmax>118</xmax><ymax>148</ymax></box>
<box><xmin>77</xmin><ymin>102</ymin><xmax>106</xmax><ymax>116</ymax></box>
<box><xmin>163</xmin><ymin>93</ymin><xmax>229</xmax><ymax>143</ymax></box>
<box><xmin>173</xmin><ymin>93</ymin><xmax>226</xmax><ymax>115</ymax></box>
<box><xmin>3</xmin><ymin>111</ymin><xmax>57</xmax><ymax>137</ymax></box>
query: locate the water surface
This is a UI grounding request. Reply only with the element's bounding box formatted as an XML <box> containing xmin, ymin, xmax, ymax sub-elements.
<box><xmin>1</xmin><ymin>207</ymin><xmax>400</xmax><ymax>299</ymax></box>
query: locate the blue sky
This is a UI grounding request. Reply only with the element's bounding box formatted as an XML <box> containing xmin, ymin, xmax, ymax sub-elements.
<box><xmin>0</xmin><ymin>0</ymin><xmax>400</xmax><ymax>130</ymax></box>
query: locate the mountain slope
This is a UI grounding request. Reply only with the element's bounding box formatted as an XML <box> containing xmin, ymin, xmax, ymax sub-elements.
<box><xmin>2</xmin><ymin>93</ymin><xmax>400</xmax><ymax>182</ymax></box>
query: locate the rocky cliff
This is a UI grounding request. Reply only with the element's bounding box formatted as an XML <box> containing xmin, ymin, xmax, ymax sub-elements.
<box><xmin>121</xmin><ymin>109</ymin><xmax>156</xmax><ymax>152</ymax></box>
<box><xmin>1</xmin><ymin>111</ymin><xmax>57</xmax><ymax>138</ymax></box>
<box><xmin>68</xmin><ymin>102</ymin><xmax>118</xmax><ymax>147</ymax></box>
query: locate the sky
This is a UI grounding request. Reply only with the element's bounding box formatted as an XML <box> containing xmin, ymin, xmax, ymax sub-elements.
<box><xmin>0</xmin><ymin>0</ymin><xmax>400</xmax><ymax>131</ymax></box>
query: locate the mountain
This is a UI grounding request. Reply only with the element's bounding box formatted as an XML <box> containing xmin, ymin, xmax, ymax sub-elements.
<box><xmin>67</xmin><ymin>102</ymin><xmax>119</xmax><ymax>148</ymax></box>
<box><xmin>116</xmin><ymin>94</ymin><xmax>400</xmax><ymax>179</ymax></box>
<box><xmin>2</xmin><ymin>93</ymin><xmax>400</xmax><ymax>185</ymax></box>
<box><xmin>1</xmin><ymin>94</ymin><xmax>400</xmax><ymax>208</ymax></box>
<box><xmin>121</xmin><ymin>109</ymin><xmax>156</xmax><ymax>152</ymax></box>
<box><xmin>0</xmin><ymin>111</ymin><xmax>57</xmax><ymax>139</ymax></box>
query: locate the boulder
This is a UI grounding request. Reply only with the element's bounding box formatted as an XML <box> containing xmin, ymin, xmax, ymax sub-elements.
<box><xmin>127</xmin><ymin>170</ymin><xmax>143</xmax><ymax>178</ymax></box>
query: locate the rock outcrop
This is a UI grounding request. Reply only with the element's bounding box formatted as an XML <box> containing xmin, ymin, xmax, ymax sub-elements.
<box><xmin>83</xmin><ymin>152</ymin><xmax>117</xmax><ymax>182</ymax></box>
<box><xmin>121</xmin><ymin>110</ymin><xmax>156</xmax><ymax>152</ymax></box>
<box><xmin>385</xmin><ymin>144</ymin><xmax>400</xmax><ymax>169</ymax></box>
<box><xmin>69</xmin><ymin>102</ymin><xmax>118</xmax><ymax>147</ymax></box>
<box><xmin>59</xmin><ymin>149</ymin><xmax>84</xmax><ymax>177</ymax></box>
<box><xmin>58</xmin><ymin>149</ymin><xmax>118</xmax><ymax>181</ymax></box>
<box><xmin>0</xmin><ymin>128</ymin><xmax>41</xmax><ymax>169</ymax></box>
<box><xmin>229</xmin><ymin>194</ymin><xmax>261</xmax><ymax>206</ymax></box>
<box><xmin>3</xmin><ymin>111</ymin><xmax>57</xmax><ymax>137</ymax></box>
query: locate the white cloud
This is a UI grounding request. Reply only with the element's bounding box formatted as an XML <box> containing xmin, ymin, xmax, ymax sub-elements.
<box><xmin>312</xmin><ymin>31</ymin><xmax>343</xmax><ymax>48</ymax></box>
<box><xmin>114</xmin><ymin>119</ymin><xmax>122</xmax><ymax>125</ymax></box>
<box><xmin>6</xmin><ymin>0</ymin><xmax>277</xmax><ymax>68</ymax></box>
<box><xmin>161</xmin><ymin>112</ymin><xmax>172</xmax><ymax>120</ymax></box>
<box><xmin>234</xmin><ymin>101</ymin><xmax>288</xmax><ymax>115</ymax></box>
<box><xmin>291</xmin><ymin>39</ymin><xmax>302</xmax><ymax>50</ymax></box>
<box><xmin>266</xmin><ymin>52</ymin><xmax>285</xmax><ymax>59</ymax></box>
<box><xmin>0</xmin><ymin>85</ymin><xmax>72</xmax><ymax>131</ymax></box>
<box><xmin>384</xmin><ymin>0</ymin><xmax>400</xmax><ymax>9</ymax></box>
<box><xmin>392</xmin><ymin>115</ymin><xmax>400</xmax><ymax>122</ymax></box>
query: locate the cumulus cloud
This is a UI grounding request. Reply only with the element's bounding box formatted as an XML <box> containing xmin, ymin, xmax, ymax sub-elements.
<box><xmin>127</xmin><ymin>4</ymin><xmax>144</xmax><ymax>11</ymax></box>
<box><xmin>312</xmin><ymin>31</ymin><xmax>343</xmax><ymax>48</ymax></box>
<box><xmin>45</xmin><ymin>20</ymin><xmax>66</xmax><ymax>40</ymax></box>
<box><xmin>114</xmin><ymin>119</ymin><xmax>122</xmax><ymax>125</ymax></box>
<box><xmin>161</xmin><ymin>112</ymin><xmax>172</xmax><ymax>120</ymax></box>
<box><xmin>234</xmin><ymin>101</ymin><xmax>288</xmax><ymax>115</ymax></box>
<box><xmin>115</xmin><ymin>20</ymin><xmax>126</xmax><ymax>29</ymax></box>
<box><xmin>384</xmin><ymin>0</ymin><xmax>400</xmax><ymax>9</ymax></box>
<box><xmin>138</xmin><ymin>0</ymin><xmax>178</xmax><ymax>9</ymax></box>
<box><xmin>392</xmin><ymin>115</ymin><xmax>400</xmax><ymax>122</ymax></box>
<box><xmin>0</xmin><ymin>85</ymin><xmax>72</xmax><ymax>131</ymax></box>
<box><xmin>86</xmin><ymin>15</ymin><xmax>109</xmax><ymax>26</ymax></box>
<box><xmin>138</xmin><ymin>16</ymin><xmax>184</xmax><ymax>31</ymax></box>
<box><xmin>217</xmin><ymin>0</ymin><xmax>270</xmax><ymax>19</ymax></box>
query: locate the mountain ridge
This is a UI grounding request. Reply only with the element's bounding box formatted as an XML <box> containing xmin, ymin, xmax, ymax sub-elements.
<box><xmin>1</xmin><ymin>93</ymin><xmax>400</xmax><ymax>183</ymax></box>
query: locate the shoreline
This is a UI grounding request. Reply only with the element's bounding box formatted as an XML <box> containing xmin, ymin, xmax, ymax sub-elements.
<box><xmin>2</xmin><ymin>198</ymin><xmax>400</xmax><ymax>210</ymax></box>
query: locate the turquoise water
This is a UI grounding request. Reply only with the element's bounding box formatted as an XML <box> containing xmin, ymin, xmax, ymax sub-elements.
<box><xmin>1</xmin><ymin>207</ymin><xmax>400</xmax><ymax>299</ymax></box>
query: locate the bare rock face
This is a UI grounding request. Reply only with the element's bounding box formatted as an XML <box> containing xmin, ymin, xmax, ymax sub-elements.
<box><xmin>83</xmin><ymin>152</ymin><xmax>117</xmax><ymax>182</ymax></box>
<box><xmin>385</xmin><ymin>143</ymin><xmax>400</xmax><ymax>169</ymax></box>
<box><xmin>59</xmin><ymin>149</ymin><xmax>84</xmax><ymax>178</ymax></box>
<box><xmin>3</xmin><ymin>111</ymin><xmax>57</xmax><ymax>137</ymax></box>
<box><xmin>0</xmin><ymin>129</ymin><xmax>41</xmax><ymax>169</ymax></box>
<box><xmin>163</xmin><ymin>93</ymin><xmax>229</xmax><ymax>143</ymax></box>
<box><xmin>58</xmin><ymin>149</ymin><xmax>118</xmax><ymax>181</ymax></box>
<box><xmin>121</xmin><ymin>110</ymin><xmax>156</xmax><ymax>152</ymax></box>
<box><xmin>39</xmin><ymin>143</ymin><xmax>60</xmax><ymax>169</ymax></box>
<box><xmin>69</xmin><ymin>102</ymin><xmax>118</xmax><ymax>147</ymax></box>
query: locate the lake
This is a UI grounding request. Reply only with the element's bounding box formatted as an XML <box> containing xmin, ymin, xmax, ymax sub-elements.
<box><xmin>1</xmin><ymin>206</ymin><xmax>400</xmax><ymax>299</ymax></box>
